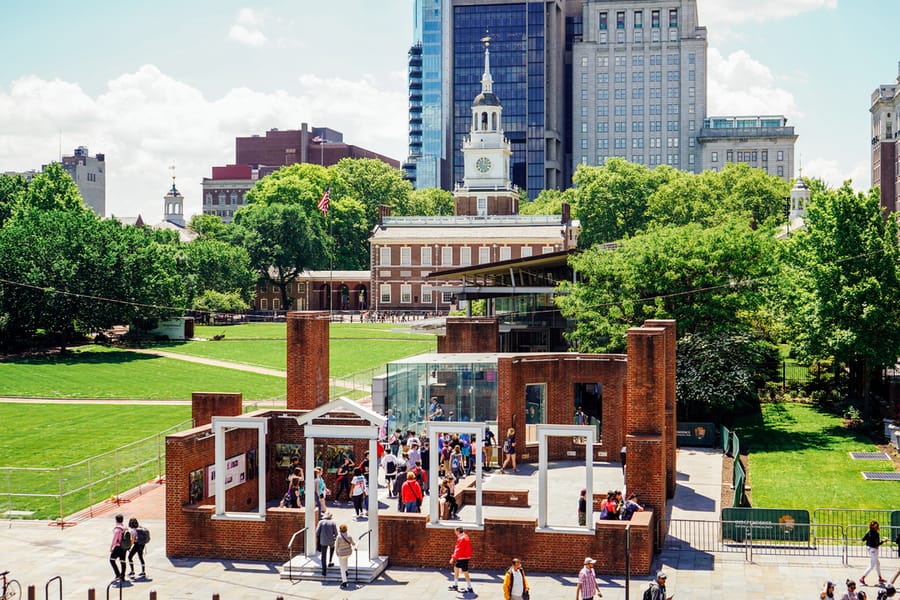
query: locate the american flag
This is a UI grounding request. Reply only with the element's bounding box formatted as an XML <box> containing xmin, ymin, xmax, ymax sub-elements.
<box><xmin>317</xmin><ymin>185</ymin><xmax>330</xmax><ymax>216</ymax></box>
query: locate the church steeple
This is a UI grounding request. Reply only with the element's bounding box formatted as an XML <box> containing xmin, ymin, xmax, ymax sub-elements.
<box><xmin>481</xmin><ymin>43</ymin><xmax>493</xmax><ymax>95</ymax></box>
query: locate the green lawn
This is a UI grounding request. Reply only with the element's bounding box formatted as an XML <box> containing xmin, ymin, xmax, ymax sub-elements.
<box><xmin>736</xmin><ymin>402</ymin><xmax>896</xmax><ymax>511</ymax></box>
<box><xmin>0</xmin><ymin>346</ymin><xmax>287</xmax><ymax>401</ymax></box>
<box><xmin>0</xmin><ymin>404</ymin><xmax>192</xmax><ymax>519</ymax></box>
<box><xmin>160</xmin><ymin>322</ymin><xmax>436</xmax><ymax>375</ymax></box>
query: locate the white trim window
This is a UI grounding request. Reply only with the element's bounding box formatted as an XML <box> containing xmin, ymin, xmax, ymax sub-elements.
<box><xmin>520</xmin><ymin>246</ymin><xmax>533</xmax><ymax>258</ymax></box>
<box><xmin>421</xmin><ymin>285</ymin><xmax>433</xmax><ymax>305</ymax></box>
<box><xmin>379</xmin><ymin>284</ymin><xmax>391</xmax><ymax>304</ymax></box>
<box><xmin>459</xmin><ymin>247</ymin><xmax>472</xmax><ymax>266</ymax></box>
<box><xmin>499</xmin><ymin>246</ymin><xmax>511</xmax><ymax>261</ymax></box>
<box><xmin>400</xmin><ymin>247</ymin><xmax>412</xmax><ymax>266</ymax></box>
<box><xmin>400</xmin><ymin>284</ymin><xmax>412</xmax><ymax>304</ymax></box>
<box><xmin>441</xmin><ymin>246</ymin><xmax>453</xmax><ymax>266</ymax></box>
<box><xmin>479</xmin><ymin>246</ymin><xmax>491</xmax><ymax>264</ymax></box>
<box><xmin>379</xmin><ymin>247</ymin><xmax>391</xmax><ymax>266</ymax></box>
<box><xmin>421</xmin><ymin>246</ymin><xmax>432</xmax><ymax>266</ymax></box>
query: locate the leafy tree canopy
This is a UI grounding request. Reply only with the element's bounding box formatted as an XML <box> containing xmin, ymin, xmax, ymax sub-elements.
<box><xmin>395</xmin><ymin>187</ymin><xmax>454</xmax><ymax>216</ymax></box>
<box><xmin>519</xmin><ymin>188</ymin><xmax>576</xmax><ymax>216</ymax></box>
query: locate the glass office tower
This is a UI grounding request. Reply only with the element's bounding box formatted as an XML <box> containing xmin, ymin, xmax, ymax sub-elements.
<box><xmin>407</xmin><ymin>0</ymin><xmax>567</xmax><ymax>199</ymax></box>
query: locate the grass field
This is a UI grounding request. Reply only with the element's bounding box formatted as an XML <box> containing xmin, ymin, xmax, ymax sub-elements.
<box><xmin>0</xmin><ymin>346</ymin><xmax>287</xmax><ymax>401</ymax></box>
<box><xmin>735</xmin><ymin>402</ymin><xmax>896</xmax><ymax>511</ymax></box>
<box><xmin>158</xmin><ymin>322</ymin><xmax>436</xmax><ymax>375</ymax></box>
<box><xmin>0</xmin><ymin>404</ymin><xmax>192</xmax><ymax>519</ymax></box>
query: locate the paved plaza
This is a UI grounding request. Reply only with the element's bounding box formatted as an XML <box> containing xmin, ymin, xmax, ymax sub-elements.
<box><xmin>0</xmin><ymin>448</ymin><xmax>893</xmax><ymax>599</ymax></box>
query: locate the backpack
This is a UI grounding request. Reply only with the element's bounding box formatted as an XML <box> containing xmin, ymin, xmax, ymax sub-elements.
<box><xmin>386</xmin><ymin>459</ymin><xmax>397</xmax><ymax>475</ymax></box>
<box><xmin>642</xmin><ymin>582</ymin><xmax>658</xmax><ymax>600</ymax></box>
<box><xmin>119</xmin><ymin>527</ymin><xmax>132</xmax><ymax>550</ymax></box>
<box><xmin>136</xmin><ymin>527</ymin><xmax>151</xmax><ymax>545</ymax></box>
<box><xmin>451</xmin><ymin>456</ymin><xmax>461</xmax><ymax>471</ymax></box>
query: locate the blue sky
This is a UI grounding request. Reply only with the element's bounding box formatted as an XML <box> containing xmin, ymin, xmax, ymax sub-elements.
<box><xmin>0</xmin><ymin>0</ymin><xmax>895</xmax><ymax>221</ymax></box>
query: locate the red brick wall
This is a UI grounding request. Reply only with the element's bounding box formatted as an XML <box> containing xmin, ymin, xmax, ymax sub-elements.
<box><xmin>191</xmin><ymin>392</ymin><xmax>242</xmax><ymax>428</ymax></box>
<box><xmin>438</xmin><ymin>318</ymin><xmax>499</xmax><ymax>353</ymax></box>
<box><xmin>643</xmin><ymin>320</ymin><xmax>677</xmax><ymax>498</ymax></box>
<box><xmin>286</xmin><ymin>311</ymin><xmax>329</xmax><ymax>410</ymax></box>
<box><xmin>497</xmin><ymin>354</ymin><xmax>628</xmax><ymax>461</ymax></box>
<box><xmin>624</xmin><ymin>327</ymin><xmax>667</xmax><ymax>520</ymax></box>
<box><xmin>378</xmin><ymin>511</ymin><xmax>654</xmax><ymax>575</ymax></box>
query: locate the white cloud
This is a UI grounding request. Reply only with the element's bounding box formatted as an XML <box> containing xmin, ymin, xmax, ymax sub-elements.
<box><xmin>707</xmin><ymin>48</ymin><xmax>798</xmax><ymax>117</ymax></box>
<box><xmin>0</xmin><ymin>65</ymin><xmax>407</xmax><ymax>223</ymax></box>
<box><xmin>804</xmin><ymin>157</ymin><xmax>869</xmax><ymax>191</ymax></box>
<box><xmin>699</xmin><ymin>0</ymin><xmax>836</xmax><ymax>25</ymax></box>
<box><xmin>228</xmin><ymin>8</ymin><xmax>268</xmax><ymax>47</ymax></box>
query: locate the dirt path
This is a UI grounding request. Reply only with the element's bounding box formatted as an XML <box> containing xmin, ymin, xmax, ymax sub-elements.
<box><xmin>125</xmin><ymin>347</ymin><xmax>287</xmax><ymax>377</ymax></box>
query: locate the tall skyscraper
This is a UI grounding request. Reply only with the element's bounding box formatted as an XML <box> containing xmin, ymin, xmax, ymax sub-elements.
<box><xmin>870</xmin><ymin>64</ymin><xmax>900</xmax><ymax>214</ymax></box>
<box><xmin>571</xmin><ymin>0</ymin><xmax>707</xmax><ymax>172</ymax></box>
<box><xmin>405</xmin><ymin>0</ymin><xmax>568</xmax><ymax>199</ymax></box>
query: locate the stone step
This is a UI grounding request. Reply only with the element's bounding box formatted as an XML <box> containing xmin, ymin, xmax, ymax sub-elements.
<box><xmin>278</xmin><ymin>551</ymin><xmax>389</xmax><ymax>582</ymax></box>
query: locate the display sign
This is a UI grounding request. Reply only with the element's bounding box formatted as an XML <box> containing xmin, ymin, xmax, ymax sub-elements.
<box><xmin>205</xmin><ymin>454</ymin><xmax>247</xmax><ymax>493</ymax></box>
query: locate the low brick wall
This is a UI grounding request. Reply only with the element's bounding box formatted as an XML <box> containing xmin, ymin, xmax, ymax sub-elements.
<box><xmin>461</xmin><ymin>487</ymin><xmax>529</xmax><ymax>507</ymax></box>
<box><xmin>378</xmin><ymin>511</ymin><xmax>655</xmax><ymax>575</ymax></box>
<box><xmin>169</xmin><ymin>505</ymin><xmax>307</xmax><ymax>561</ymax></box>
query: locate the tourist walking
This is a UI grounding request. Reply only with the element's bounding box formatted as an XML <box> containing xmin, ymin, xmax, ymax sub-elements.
<box><xmin>448</xmin><ymin>526</ymin><xmax>473</xmax><ymax>593</ymax></box>
<box><xmin>502</xmin><ymin>557</ymin><xmax>529</xmax><ymax>600</ymax></box>
<box><xmin>315</xmin><ymin>512</ymin><xmax>338</xmax><ymax>577</ymax></box>
<box><xmin>126</xmin><ymin>517</ymin><xmax>147</xmax><ymax>579</ymax></box>
<box><xmin>575</xmin><ymin>557</ymin><xmax>600</xmax><ymax>599</ymax></box>
<box><xmin>381</xmin><ymin>447</ymin><xmax>401</xmax><ymax>496</ymax></box>
<box><xmin>647</xmin><ymin>571</ymin><xmax>673</xmax><ymax>600</ymax></box>
<box><xmin>483</xmin><ymin>427</ymin><xmax>495</xmax><ymax>469</ymax></box>
<box><xmin>820</xmin><ymin>580</ymin><xmax>836</xmax><ymax>599</ymax></box>
<box><xmin>400</xmin><ymin>471</ymin><xmax>423</xmax><ymax>513</ymax></box>
<box><xmin>500</xmin><ymin>427</ymin><xmax>517</xmax><ymax>473</ymax></box>
<box><xmin>108</xmin><ymin>514</ymin><xmax>128</xmax><ymax>584</ymax></box>
<box><xmin>314</xmin><ymin>467</ymin><xmax>327</xmax><ymax>517</ymax></box>
<box><xmin>350</xmin><ymin>467</ymin><xmax>367</xmax><ymax>518</ymax></box>
<box><xmin>334</xmin><ymin>523</ymin><xmax>356</xmax><ymax>589</ymax></box>
<box><xmin>860</xmin><ymin>520</ymin><xmax>887</xmax><ymax>586</ymax></box>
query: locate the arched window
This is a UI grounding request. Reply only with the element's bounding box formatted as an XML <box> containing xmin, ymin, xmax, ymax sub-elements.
<box><xmin>481</xmin><ymin>111</ymin><xmax>488</xmax><ymax>131</ymax></box>
<box><xmin>491</xmin><ymin>112</ymin><xmax>497</xmax><ymax>131</ymax></box>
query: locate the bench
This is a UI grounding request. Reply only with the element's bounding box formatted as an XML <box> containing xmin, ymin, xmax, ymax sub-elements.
<box><xmin>438</xmin><ymin>475</ymin><xmax>530</xmax><ymax>518</ymax></box>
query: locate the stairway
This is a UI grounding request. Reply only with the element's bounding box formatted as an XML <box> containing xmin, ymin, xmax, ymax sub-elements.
<box><xmin>279</xmin><ymin>549</ymin><xmax>389</xmax><ymax>583</ymax></box>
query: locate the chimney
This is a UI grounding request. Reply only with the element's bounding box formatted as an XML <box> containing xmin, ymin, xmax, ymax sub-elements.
<box><xmin>378</xmin><ymin>204</ymin><xmax>392</xmax><ymax>227</ymax></box>
<box><xmin>561</xmin><ymin>202</ymin><xmax>571</xmax><ymax>225</ymax></box>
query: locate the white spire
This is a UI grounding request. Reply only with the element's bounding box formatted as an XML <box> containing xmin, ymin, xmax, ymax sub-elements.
<box><xmin>481</xmin><ymin>42</ymin><xmax>493</xmax><ymax>94</ymax></box>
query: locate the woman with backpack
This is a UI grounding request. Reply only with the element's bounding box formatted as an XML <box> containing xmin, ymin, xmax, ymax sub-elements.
<box><xmin>127</xmin><ymin>517</ymin><xmax>147</xmax><ymax>579</ymax></box>
<box><xmin>350</xmin><ymin>467</ymin><xmax>367</xmax><ymax>518</ymax></box>
<box><xmin>334</xmin><ymin>523</ymin><xmax>356</xmax><ymax>589</ymax></box>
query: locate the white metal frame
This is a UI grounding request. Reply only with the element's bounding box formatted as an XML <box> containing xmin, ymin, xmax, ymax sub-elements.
<box><xmin>536</xmin><ymin>424</ymin><xmax>596</xmax><ymax>532</ymax></box>
<box><xmin>211</xmin><ymin>416</ymin><xmax>268</xmax><ymax>522</ymax></box>
<box><xmin>425</xmin><ymin>422</ymin><xmax>485</xmax><ymax>529</ymax></box>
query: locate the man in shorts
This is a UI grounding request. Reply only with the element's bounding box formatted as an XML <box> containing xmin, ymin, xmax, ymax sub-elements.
<box><xmin>448</xmin><ymin>526</ymin><xmax>473</xmax><ymax>593</ymax></box>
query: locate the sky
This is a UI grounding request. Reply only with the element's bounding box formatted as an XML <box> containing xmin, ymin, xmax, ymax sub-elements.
<box><xmin>0</xmin><ymin>0</ymin><xmax>896</xmax><ymax>222</ymax></box>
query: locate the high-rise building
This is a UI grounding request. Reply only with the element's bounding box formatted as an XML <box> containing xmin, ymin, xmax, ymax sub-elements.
<box><xmin>870</xmin><ymin>64</ymin><xmax>900</xmax><ymax>214</ymax></box>
<box><xmin>60</xmin><ymin>146</ymin><xmax>106</xmax><ymax>216</ymax></box>
<box><xmin>405</xmin><ymin>0</ymin><xmax>568</xmax><ymax>199</ymax></box>
<box><xmin>697</xmin><ymin>115</ymin><xmax>797</xmax><ymax>181</ymax></box>
<box><xmin>571</xmin><ymin>0</ymin><xmax>707</xmax><ymax>172</ymax></box>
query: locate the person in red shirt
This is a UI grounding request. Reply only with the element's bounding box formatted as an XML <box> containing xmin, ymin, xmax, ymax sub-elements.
<box><xmin>400</xmin><ymin>472</ymin><xmax>423</xmax><ymax>513</ymax></box>
<box><xmin>448</xmin><ymin>526</ymin><xmax>473</xmax><ymax>593</ymax></box>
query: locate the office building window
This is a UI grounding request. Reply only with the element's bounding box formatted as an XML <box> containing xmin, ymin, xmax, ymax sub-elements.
<box><xmin>632</xmin><ymin>71</ymin><xmax>644</xmax><ymax>83</ymax></box>
<box><xmin>762</xmin><ymin>150</ymin><xmax>768</xmax><ymax>162</ymax></box>
<box><xmin>632</xmin><ymin>138</ymin><xmax>644</xmax><ymax>149</ymax></box>
<box><xmin>689</xmin><ymin>69</ymin><xmax>695</xmax><ymax>81</ymax></box>
<box><xmin>581</xmin><ymin>72</ymin><xmax>588</xmax><ymax>84</ymax></box>
<box><xmin>632</xmin><ymin>121</ymin><xmax>644</xmax><ymax>132</ymax></box>
<box><xmin>651</xmin><ymin>10</ymin><xmax>660</xmax><ymax>27</ymax></box>
<box><xmin>205</xmin><ymin>193</ymin><xmax>212</xmax><ymax>204</ymax></box>
<box><xmin>421</xmin><ymin>246</ymin><xmax>432</xmax><ymax>266</ymax></box>
<box><xmin>581</xmin><ymin>139</ymin><xmax>589</xmax><ymax>149</ymax></box>
<box><xmin>597</xmin><ymin>56</ymin><xmax>609</xmax><ymax>67</ymax></box>
<box><xmin>582</xmin><ymin>106</ymin><xmax>588</xmax><ymax>117</ymax></box>
<box><xmin>460</xmin><ymin>246</ymin><xmax>471</xmax><ymax>266</ymax></box>
<box><xmin>581</xmin><ymin>56</ymin><xmax>588</xmax><ymax>68</ymax></box>
<box><xmin>632</xmin><ymin>154</ymin><xmax>644</xmax><ymax>164</ymax></box>
<box><xmin>632</xmin><ymin>105</ymin><xmax>644</xmax><ymax>116</ymax></box>
<box><xmin>667</xmin><ymin>121</ymin><xmax>679</xmax><ymax>131</ymax></box>
<box><xmin>634</xmin><ymin>30</ymin><xmax>643</xmax><ymax>43</ymax></box>
<box><xmin>667</xmin><ymin>103</ymin><xmax>679</xmax><ymax>114</ymax></box>
<box><xmin>650</xmin><ymin>71</ymin><xmax>662</xmax><ymax>82</ymax></box>
<box><xmin>217</xmin><ymin>193</ymin><xmax>225</xmax><ymax>205</ymax></box>
<box><xmin>633</xmin><ymin>56</ymin><xmax>644</xmax><ymax>68</ymax></box>
<box><xmin>597</xmin><ymin>139</ymin><xmax>609</xmax><ymax>149</ymax></box>
<box><xmin>650</xmin><ymin>54</ymin><xmax>662</xmax><ymax>66</ymax></box>
<box><xmin>689</xmin><ymin>53</ymin><xmax>696</xmax><ymax>65</ymax></box>
<box><xmin>616</xmin><ymin>11</ymin><xmax>625</xmax><ymax>29</ymax></box>
<box><xmin>777</xmin><ymin>150</ymin><xmax>784</xmax><ymax>161</ymax></box>
<box><xmin>614</xmin><ymin>138</ymin><xmax>626</xmax><ymax>149</ymax></box>
<box><xmin>667</xmin><ymin>54</ymin><xmax>679</xmax><ymax>65</ymax></box>
<box><xmin>599</xmin><ymin>12</ymin><xmax>608</xmax><ymax>30</ymax></box>
<box><xmin>421</xmin><ymin>285</ymin><xmax>433</xmax><ymax>305</ymax></box>
<box><xmin>669</xmin><ymin>9</ymin><xmax>678</xmax><ymax>27</ymax></box>
<box><xmin>688</xmin><ymin>86</ymin><xmax>695</xmax><ymax>97</ymax></box>
<box><xmin>667</xmin><ymin>87</ymin><xmax>679</xmax><ymax>98</ymax></box>
<box><xmin>615</xmin><ymin>121</ymin><xmax>626</xmax><ymax>132</ymax></box>
<box><xmin>597</xmin><ymin>105</ymin><xmax>609</xmax><ymax>117</ymax></box>
<box><xmin>668</xmin><ymin>71</ymin><xmax>680</xmax><ymax>81</ymax></box>
<box><xmin>615</xmin><ymin>72</ymin><xmax>626</xmax><ymax>83</ymax></box>
<box><xmin>777</xmin><ymin>165</ymin><xmax>784</xmax><ymax>177</ymax></box>
<box><xmin>380</xmin><ymin>284</ymin><xmax>391</xmax><ymax>305</ymax></box>
<box><xmin>599</xmin><ymin>31</ymin><xmax>607</xmax><ymax>44</ymax></box>
<box><xmin>667</xmin><ymin>137</ymin><xmax>679</xmax><ymax>148</ymax></box>
<box><xmin>582</xmin><ymin>89</ymin><xmax>588</xmax><ymax>100</ymax></box>
<box><xmin>652</xmin><ymin>28</ymin><xmax>660</xmax><ymax>42</ymax></box>
<box><xmin>597</xmin><ymin>122</ymin><xmax>609</xmax><ymax>133</ymax></box>
<box><xmin>634</xmin><ymin>10</ymin><xmax>643</xmax><ymax>28</ymax></box>
<box><xmin>688</xmin><ymin>137</ymin><xmax>695</xmax><ymax>147</ymax></box>
<box><xmin>688</xmin><ymin>154</ymin><xmax>695</xmax><ymax>165</ymax></box>
<box><xmin>633</xmin><ymin>87</ymin><xmax>644</xmax><ymax>99</ymax></box>
<box><xmin>380</xmin><ymin>247</ymin><xmax>391</xmax><ymax>265</ymax></box>
<box><xmin>598</xmin><ymin>72</ymin><xmax>609</xmax><ymax>83</ymax></box>
<box><xmin>230</xmin><ymin>193</ymin><xmax>238</xmax><ymax>205</ymax></box>
<box><xmin>400</xmin><ymin>285</ymin><xmax>412</xmax><ymax>304</ymax></box>
<box><xmin>582</xmin><ymin>122</ymin><xmax>588</xmax><ymax>133</ymax></box>
<box><xmin>400</xmin><ymin>247</ymin><xmax>411</xmax><ymax>265</ymax></box>
<box><xmin>598</xmin><ymin>89</ymin><xmax>609</xmax><ymax>100</ymax></box>
<box><xmin>669</xmin><ymin>28</ymin><xmax>678</xmax><ymax>42</ymax></box>
<box><xmin>650</xmin><ymin>121</ymin><xmax>662</xmax><ymax>132</ymax></box>
<box><xmin>615</xmin><ymin>56</ymin><xmax>627</xmax><ymax>67</ymax></box>
<box><xmin>726</xmin><ymin>150</ymin><xmax>734</xmax><ymax>162</ymax></box>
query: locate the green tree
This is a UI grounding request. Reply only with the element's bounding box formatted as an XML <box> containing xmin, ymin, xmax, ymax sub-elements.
<box><xmin>518</xmin><ymin>188</ymin><xmax>576</xmax><ymax>216</ymax></box>
<box><xmin>193</xmin><ymin>290</ymin><xmax>249</xmax><ymax>313</ymax></box>
<box><xmin>232</xmin><ymin>202</ymin><xmax>328</xmax><ymax>310</ymax></box>
<box><xmin>557</xmin><ymin>218</ymin><xmax>778</xmax><ymax>353</ymax></box>
<box><xmin>329</xmin><ymin>158</ymin><xmax>412</xmax><ymax>223</ymax></box>
<box><xmin>782</xmin><ymin>183</ymin><xmax>900</xmax><ymax>407</ymax></box>
<box><xmin>396</xmin><ymin>187</ymin><xmax>454</xmax><ymax>216</ymax></box>
<box><xmin>0</xmin><ymin>173</ymin><xmax>27</xmax><ymax>227</ymax></box>
<box><xmin>330</xmin><ymin>197</ymin><xmax>370</xmax><ymax>270</ymax></box>
<box><xmin>180</xmin><ymin>238</ymin><xmax>255</xmax><ymax>306</ymax></box>
<box><xmin>246</xmin><ymin>163</ymin><xmax>330</xmax><ymax>211</ymax></box>
<box><xmin>22</xmin><ymin>163</ymin><xmax>86</xmax><ymax>213</ymax></box>
<box><xmin>188</xmin><ymin>213</ymin><xmax>231</xmax><ymax>241</ymax></box>
<box><xmin>573</xmin><ymin>159</ymin><xmax>677</xmax><ymax>246</ymax></box>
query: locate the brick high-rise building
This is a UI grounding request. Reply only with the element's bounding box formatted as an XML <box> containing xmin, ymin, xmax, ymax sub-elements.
<box><xmin>60</xmin><ymin>146</ymin><xmax>106</xmax><ymax>217</ymax></box>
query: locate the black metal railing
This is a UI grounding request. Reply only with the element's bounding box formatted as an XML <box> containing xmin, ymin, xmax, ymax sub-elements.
<box><xmin>286</xmin><ymin>527</ymin><xmax>307</xmax><ymax>582</ymax></box>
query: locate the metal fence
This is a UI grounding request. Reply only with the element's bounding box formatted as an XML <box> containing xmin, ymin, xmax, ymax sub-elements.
<box><xmin>660</xmin><ymin>516</ymin><xmax>899</xmax><ymax>565</ymax></box>
<box><xmin>1</xmin><ymin>419</ymin><xmax>193</xmax><ymax>521</ymax></box>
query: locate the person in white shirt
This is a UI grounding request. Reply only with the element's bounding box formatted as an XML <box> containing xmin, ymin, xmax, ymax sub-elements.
<box><xmin>381</xmin><ymin>448</ymin><xmax>401</xmax><ymax>496</ymax></box>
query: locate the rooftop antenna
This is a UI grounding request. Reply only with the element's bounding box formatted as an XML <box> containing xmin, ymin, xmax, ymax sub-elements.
<box><xmin>169</xmin><ymin>162</ymin><xmax>177</xmax><ymax>194</ymax></box>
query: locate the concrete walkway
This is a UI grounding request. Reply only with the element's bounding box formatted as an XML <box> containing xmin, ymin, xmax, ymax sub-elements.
<box><xmin>0</xmin><ymin>448</ymin><xmax>891</xmax><ymax>599</ymax></box>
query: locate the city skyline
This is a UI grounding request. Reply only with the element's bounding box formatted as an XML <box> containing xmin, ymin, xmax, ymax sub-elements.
<box><xmin>0</xmin><ymin>0</ymin><xmax>894</xmax><ymax>221</ymax></box>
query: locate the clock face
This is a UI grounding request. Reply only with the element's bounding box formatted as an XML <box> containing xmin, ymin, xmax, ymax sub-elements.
<box><xmin>476</xmin><ymin>156</ymin><xmax>492</xmax><ymax>173</ymax></box>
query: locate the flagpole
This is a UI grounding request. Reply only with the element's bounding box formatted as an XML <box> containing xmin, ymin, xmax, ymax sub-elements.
<box><xmin>329</xmin><ymin>205</ymin><xmax>334</xmax><ymax>320</ymax></box>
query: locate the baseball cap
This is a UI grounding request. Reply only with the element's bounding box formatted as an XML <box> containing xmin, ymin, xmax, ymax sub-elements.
<box><xmin>657</xmin><ymin>571</ymin><xmax>667</xmax><ymax>580</ymax></box>
<box><xmin>584</xmin><ymin>557</ymin><xmax>596</xmax><ymax>565</ymax></box>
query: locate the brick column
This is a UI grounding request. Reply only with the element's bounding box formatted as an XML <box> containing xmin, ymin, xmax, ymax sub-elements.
<box><xmin>191</xmin><ymin>392</ymin><xmax>242</xmax><ymax>428</ymax></box>
<box><xmin>644</xmin><ymin>319</ymin><xmax>677</xmax><ymax>499</ymax></box>
<box><xmin>286</xmin><ymin>311</ymin><xmax>330</xmax><ymax>410</ymax></box>
<box><xmin>440</xmin><ymin>317</ymin><xmax>499</xmax><ymax>353</ymax></box>
<box><xmin>625</xmin><ymin>327</ymin><xmax>667</xmax><ymax>519</ymax></box>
